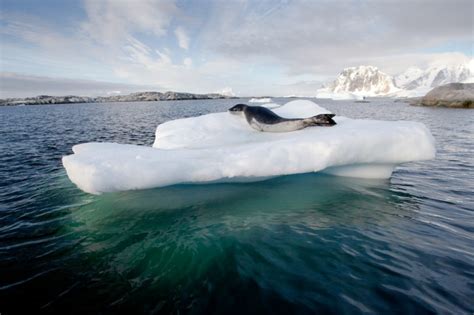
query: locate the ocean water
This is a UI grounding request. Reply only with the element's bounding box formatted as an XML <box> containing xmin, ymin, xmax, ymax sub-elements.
<box><xmin>0</xmin><ymin>98</ymin><xmax>473</xmax><ymax>314</ymax></box>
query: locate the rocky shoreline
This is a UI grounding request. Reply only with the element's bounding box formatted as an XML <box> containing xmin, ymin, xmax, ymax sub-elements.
<box><xmin>0</xmin><ymin>91</ymin><xmax>236</xmax><ymax>106</ymax></box>
<box><xmin>409</xmin><ymin>83</ymin><xmax>474</xmax><ymax>108</ymax></box>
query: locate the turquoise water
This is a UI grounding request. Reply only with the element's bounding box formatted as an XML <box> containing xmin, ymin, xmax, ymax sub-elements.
<box><xmin>1</xmin><ymin>99</ymin><xmax>473</xmax><ymax>314</ymax></box>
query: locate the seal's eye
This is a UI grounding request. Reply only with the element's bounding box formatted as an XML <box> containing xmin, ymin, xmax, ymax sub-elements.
<box><xmin>229</xmin><ymin>104</ymin><xmax>246</xmax><ymax>112</ymax></box>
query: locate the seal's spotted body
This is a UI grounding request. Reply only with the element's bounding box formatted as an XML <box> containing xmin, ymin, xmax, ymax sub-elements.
<box><xmin>228</xmin><ymin>104</ymin><xmax>336</xmax><ymax>132</ymax></box>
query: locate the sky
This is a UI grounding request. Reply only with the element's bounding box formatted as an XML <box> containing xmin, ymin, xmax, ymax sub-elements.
<box><xmin>0</xmin><ymin>0</ymin><xmax>472</xmax><ymax>98</ymax></box>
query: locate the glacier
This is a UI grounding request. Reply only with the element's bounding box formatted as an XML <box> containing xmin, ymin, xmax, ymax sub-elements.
<box><xmin>63</xmin><ymin>100</ymin><xmax>435</xmax><ymax>194</ymax></box>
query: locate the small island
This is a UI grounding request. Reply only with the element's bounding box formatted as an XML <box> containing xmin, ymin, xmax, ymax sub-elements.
<box><xmin>0</xmin><ymin>91</ymin><xmax>236</xmax><ymax>106</ymax></box>
<box><xmin>411</xmin><ymin>83</ymin><xmax>474</xmax><ymax>108</ymax></box>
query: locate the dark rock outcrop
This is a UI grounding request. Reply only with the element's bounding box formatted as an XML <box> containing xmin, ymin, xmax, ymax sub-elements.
<box><xmin>0</xmin><ymin>95</ymin><xmax>95</xmax><ymax>106</ymax></box>
<box><xmin>413</xmin><ymin>83</ymin><xmax>474</xmax><ymax>108</ymax></box>
<box><xmin>0</xmin><ymin>91</ymin><xmax>235</xmax><ymax>106</ymax></box>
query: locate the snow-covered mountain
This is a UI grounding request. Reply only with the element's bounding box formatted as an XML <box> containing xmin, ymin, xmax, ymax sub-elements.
<box><xmin>393</xmin><ymin>62</ymin><xmax>473</xmax><ymax>97</ymax></box>
<box><xmin>317</xmin><ymin>61</ymin><xmax>474</xmax><ymax>99</ymax></box>
<box><xmin>316</xmin><ymin>66</ymin><xmax>399</xmax><ymax>99</ymax></box>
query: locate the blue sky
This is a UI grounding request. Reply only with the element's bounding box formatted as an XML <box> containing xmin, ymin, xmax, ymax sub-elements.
<box><xmin>0</xmin><ymin>0</ymin><xmax>472</xmax><ymax>97</ymax></box>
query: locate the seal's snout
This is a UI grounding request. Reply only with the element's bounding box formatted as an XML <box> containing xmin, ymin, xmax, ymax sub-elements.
<box><xmin>324</xmin><ymin>114</ymin><xmax>337</xmax><ymax>125</ymax></box>
<box><xmin>228</xmin><ymin>104</ymin><xmax>247</xmax><ymax>114</ymax></box>
<box><xmin>312</xmin><ymin>114</ymin><xmax>337</xmax><ymax>126</ymax></box>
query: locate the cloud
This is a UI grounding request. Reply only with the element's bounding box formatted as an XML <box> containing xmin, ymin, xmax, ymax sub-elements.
<box><xmin>174</xmin><ymin>26</ymin><xmax>190</xmax><ymax>50</ymax></box>
<box><xmin>81</xmin><ymin>0</ymin><xmax>177</xmax><ymax>45</ymax></box>
<box><xmin>0</xmin><ymin>73</ymin><xmax>159</xmax><ymax>98</ymax></box>
<box><xmin>107</xmin><ymin>37</ymin><xmax>248</xmax><ymax>93</ymax></box>
<box><xmin>201</xmin><ymin>0</ymin><xmax>473</xmax><ymax>76</ymax></box>
<box><xmin>183</xmin><ymin>57</ymin><xmax>193</xmax><ymax>66</ymax></box>
<box><xmin>1</xmin><ymin>0</ymin><xmax>472</xmax><ymax>97</ymax></box>
<box><xmin>0</xmin><ymin>10</ymin><xmax>250</xmax><ymax>95</ymax></box>
<box><xmin>218</xmin><ymin>87</ymin><xmax>235</xmax><ymax>97</ymax></box>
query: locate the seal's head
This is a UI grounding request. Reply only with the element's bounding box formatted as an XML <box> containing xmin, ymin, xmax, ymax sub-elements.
<box><xmin>310</xmin><ymin>114</ymin><xmax>337</xmax><ymax>126</ymax></box>
<box><xmin>228</xmin><ymin>104</ymin><xmax>248</xmax><ymax>115</ymax></box>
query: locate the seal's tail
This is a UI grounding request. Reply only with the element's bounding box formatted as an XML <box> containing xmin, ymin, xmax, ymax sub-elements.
<box><xmin>305</xmin><ymin>113</ymin><xmax>336</xmax><ymax>127</ymax></box>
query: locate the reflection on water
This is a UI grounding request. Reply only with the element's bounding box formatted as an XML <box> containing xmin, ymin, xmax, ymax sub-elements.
<box><xmin>59</xmin><ymin>174</ymin><xmax>425</xmax><ymax>314</ymax></box>
<box><xmin>1</xmin><ymin>99</ymin><xmax>473</xmax><ymax>314</ymax></box>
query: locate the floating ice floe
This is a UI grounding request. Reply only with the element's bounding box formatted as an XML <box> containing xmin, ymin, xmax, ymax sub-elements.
<box><xmin>63</xmin><ymin>100</ymin><xmax>435</xmax><ymax>194</ymax></box>
<box><xmin>259</xmin><ymin>102</ymin><xmax>281</xmax><ymax>109</ymax></box>
<box><xmin>315</xmin><ymin>90</ymin><xmax>364</xmax><ymax>100</ymax></box>
<box><xmin>249</xmin><ymin>97</ymin><xmax>272</xmax><ymax>103</ymax></box>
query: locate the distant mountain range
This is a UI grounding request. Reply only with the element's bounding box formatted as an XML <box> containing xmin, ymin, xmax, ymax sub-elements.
<box><xmin>394</xmin><ymin>62</ymin><xmax>473</xmax><ymax>97</ymax></box>
<box><xmin>317</xmin><ymin>61</ymin><xmax>474</xmax><ymax>99</ymax></box>
<box><xmin>317</xmin><ymin>66</ymin><xmax>398</xmax><ymax>99</ymax></box>
<box><xmin>3</xmin><ymin>63</ymin><xmax>473</xmax><ymax>105</ymax></box>
<box><xmin>0</xmin><ymin>91</ymin><xmax>236</xmax><ymax>106</ymax></box>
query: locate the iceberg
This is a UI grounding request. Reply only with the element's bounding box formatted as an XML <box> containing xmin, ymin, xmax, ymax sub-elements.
<box><xmin>315</xmin><ymin>90</ymin><xmax>364</xmax><ymax>100</ymax></box>
<box><xmin>63</xmin><ymin>100</ymin><xmax>435</xmax><ymax>194</ymax></box>
<box><xmin>249</xmin><ymin>97</ymin><xmax>272</xmax><ymax>103</ymax></box>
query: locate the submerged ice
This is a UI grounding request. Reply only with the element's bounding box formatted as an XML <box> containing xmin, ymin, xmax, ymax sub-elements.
<box><xmin>63</xmin><ymin>100</ymin><xmax>435</xmax><ymax>194</ymax></box>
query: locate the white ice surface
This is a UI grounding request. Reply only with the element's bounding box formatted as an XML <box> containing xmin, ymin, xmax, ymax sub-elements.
<box><xmin>315</xmin><ymin>90</ymin><xmax>364</xmax><ymax>100</ymax></box>
<box><xmin>63</xmin><ymin>100</ymin><xmax>435</xmax><ymax>194</ymax></box>
<box><xmin>249</xmin><ymin>97</ymin><xmax>272</xmax><ymax>103</ymax></box>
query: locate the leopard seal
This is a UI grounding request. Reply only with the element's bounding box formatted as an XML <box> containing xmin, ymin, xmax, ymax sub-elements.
<box><xmin>228</xmin><ymin>104</ymin><xmax>336</xmax><ymax>132</ymax></box>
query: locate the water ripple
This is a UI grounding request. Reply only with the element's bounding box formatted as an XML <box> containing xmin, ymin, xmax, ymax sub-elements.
<box><xmin>1</xmin><ymin>99</ymin><xmax>473</xmax><ymax>314</ymax></box>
